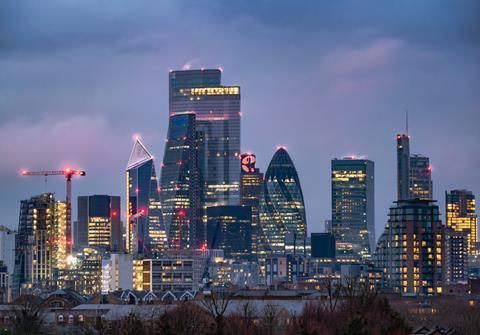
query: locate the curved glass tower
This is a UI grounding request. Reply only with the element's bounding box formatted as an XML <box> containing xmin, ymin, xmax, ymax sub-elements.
<box><xmin>259</xmin><ymin>148</ymin><xmax>307</xmax><ymax>255</ymax></box>
<box><xmin>160</xmin><ymin>112</ymin><xmax>202</xmax><ymax>249</ymax></box>
<box><xmin>126</xmin><ymin>139</ymin><xmax>167</xmax><ymax>256</ymax></box>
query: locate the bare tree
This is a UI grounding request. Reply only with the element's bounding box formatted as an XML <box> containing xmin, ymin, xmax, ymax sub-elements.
<box><xmin>9</xmin><ymin>298</ymin><xmax>45</xmax><ymax>335</ymax></box>
<box><xmin>200</xmin><ymin>290</ymin><xmax>235</xmax><ymax>335</ymax></box>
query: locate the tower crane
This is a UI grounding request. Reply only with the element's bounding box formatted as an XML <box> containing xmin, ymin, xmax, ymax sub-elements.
<box><xmin>21</xmin><ymin>168</ymin><xmax>86</xmax><ymax>256</ymax></box>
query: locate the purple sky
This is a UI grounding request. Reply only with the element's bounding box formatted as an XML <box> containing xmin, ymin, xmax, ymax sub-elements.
<box><xmin>1</xmin><ymin>1</ymin><xmax>479</xmax><ymax>238</ymax></box>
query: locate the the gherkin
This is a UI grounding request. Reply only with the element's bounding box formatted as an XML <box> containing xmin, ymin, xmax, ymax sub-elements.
<box><xmin>259</xmin><ymin>147</ymin><xmax>307</xmax><ymax>255</ymax></box>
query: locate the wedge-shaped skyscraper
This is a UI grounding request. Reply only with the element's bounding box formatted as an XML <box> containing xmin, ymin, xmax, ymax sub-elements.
<box><xmin>126</xmin><ymin>139</ymin><xmax>166</xmax><ymax>255</ymax></box>
<box><xmin>259</xmin><ymin>148</ymin><xmax>307</xmax><ymax>255</ymax></box>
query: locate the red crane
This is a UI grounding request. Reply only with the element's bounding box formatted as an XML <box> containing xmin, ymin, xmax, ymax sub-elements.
<box><xmin>21</xmin><ymin>168</ymin><xmax>86</xmax><ymax>256</ymax></box>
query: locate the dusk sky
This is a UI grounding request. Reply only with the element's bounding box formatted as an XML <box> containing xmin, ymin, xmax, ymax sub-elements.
<box><xmin>1</xmin><ymin>1</ymin><xmax>479</xmax><ymax>238</ymax></box>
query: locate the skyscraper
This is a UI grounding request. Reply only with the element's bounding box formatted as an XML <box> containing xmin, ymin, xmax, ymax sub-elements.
<box><xmin>331</xmin><ymin>157</ymin><xmax>375</xmax><ymax>260</ymax></box>
<box><xmin>77</xmin><ymin>195</ymin><xmax>122</xmax><ymax>252</ymax></box>
<box><xmin>206</xmin><ymin>205</ymin><xmax>252</xmax><ymax>261</ymax></box>
<box><xmin>126</xmin><ymin>139</ymin><xmax>167</xmax><ymax>256</ymax></box>
<box><xmin>446</xmin><ymin>189</ymin><xmax>478</xmax><ymax>255</ymax></box>
<box><xmin>374</xmin><ymin>199</ymin><xmax>444</xmax><ymax>296</ymax></box>
<box><xmin>13</xmin><ymin>193</ymin><xmax>67</xmax><ymax>298</ymax></box>
<box><xmin>240</xmin><ymin>153</ymin><xmax>263</xmax><ymax>259</ymax></box>
<box><xmin>168</xmin><ymin>69</ymin><xmax>241</xmax><ymax>208</ymax></box>
<box><xmin>396</xmin><ymin>134</ymin><xmax>410</xmax><ymax>201</ymax></box>
<box><xmin>160</xmin><ymin>112</ymin><xmax>203</xmax><ymax>249</ymax></box>
<box><xmin>259</xmin><ymin>147</ymin><xmax>307</xmax><ymax>255</ymax></box>
<box><xmin>409</xmin><ymin>154</ymin><xmax>432</xmax><ymax>200</ymax></box>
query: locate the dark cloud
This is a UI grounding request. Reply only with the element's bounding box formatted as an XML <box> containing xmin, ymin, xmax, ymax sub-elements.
<box><xmin>0</xmin><ymin>0</ymin><xmax>479</xmax><ymax>238</ymax></box>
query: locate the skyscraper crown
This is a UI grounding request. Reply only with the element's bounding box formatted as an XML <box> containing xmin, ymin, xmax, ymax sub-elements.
<box><xmin>127</xmin><ymin>139</ymin><xmax>154</xmax><ymax>170</ymax></box>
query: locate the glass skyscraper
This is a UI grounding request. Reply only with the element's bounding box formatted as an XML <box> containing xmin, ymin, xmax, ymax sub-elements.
<box><xmin>77</xmin><ymin>195</ymin><xmax>122</xmax><ymax>252</ymax></box>
<box><xmin>396</xmin><ymin>134</ymin><xmax>433</xmax><ymax>201</ymax></box>
<box><xmin>259</xmin><ymin>147</ymin><xmax>307</xmax><ymax>255</ymax></box>
<box><xmin>396</xmin><ymin>134</ymin><xmax>410</xmax><ymax>201</ymax></box>
<box><xmin>331</xmin><ymin>157</ymin><xmax>375</xmax><ymax>260</ymax></box>
<box><xmin>240</xmin><ymin>153</ymin><xmax>263</xmax><ymax>259</ymax></box>
<box><xmin>168</xmin><ymin>69</ymin><xmax>241</xmax><ymax>208</ymax></box>
<box><xmin>160</xmin><ymin>112</ymin><xmax>203</xmax><ymax>249</ymax></box>
<box><xmin>446</xmin><ymin>189</ymin><xmax>478</xmax><ymax>255</ymax></box>
<box><xmin>126</xmin><ymin>139</ymin><xmax>167</xmax><ymax>256</ymax></box>
<box><xmin>409</xmin><ymin>154</ymin><xmax>432</xmax><ymax>200</ymax></box>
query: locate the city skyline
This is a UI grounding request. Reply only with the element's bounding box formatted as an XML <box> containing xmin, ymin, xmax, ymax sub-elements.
<box><xmin>2</xmin><ymin>1</ymin><xmax>479</xmax><ymax>239</ymax></box>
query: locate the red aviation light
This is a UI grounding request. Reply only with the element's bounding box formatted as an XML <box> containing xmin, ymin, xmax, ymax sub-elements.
<box><xmin>112</xmin><ymin>211</ymin><xmax>118</xmax><ymax>217</ymax></box>
<box><xmin>67</xmin><ymin>240</ymin><xmax>72</xmax><ymax>246</ymax></box>
<box><xmin>178</xmin><ymin>210</ymin><xmax>185</xmax><ymax>217</ymax></box>
<box><xmin>200</xmin><ymin>243</ymin><xmax>207</xmax><ymax>251</ymax></box>
<box><xmin>135</xmin><ymin>188</ymin><xmax>139</xmax><ymax>193</ymax></box>
<box><xmin>140</xmin><ymin>208</ymin><xmax>146</xmax><ymax>215</ymax></box>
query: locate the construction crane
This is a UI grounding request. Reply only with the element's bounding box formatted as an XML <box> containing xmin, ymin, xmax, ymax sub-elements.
<box><xmin>21</xmin><ymin>168</ymin><xmax>86</xmax><ymax>256</ymax></box>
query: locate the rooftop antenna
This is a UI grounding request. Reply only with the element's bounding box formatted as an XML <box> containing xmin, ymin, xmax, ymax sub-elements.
<box><xmin>406</xmin><ymin>110</ymin><xmax>409</xmax><ymax>136</ymax></box>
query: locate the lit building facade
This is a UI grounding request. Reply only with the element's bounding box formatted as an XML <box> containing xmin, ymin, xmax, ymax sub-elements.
<box><xmin>444</xmin><ymin>227</ymin><xmax>468</xmax><ymax>284</ymax></box>
<box><xmin>331</xmin><ymin>157</ymin><xmax>375</xmax><ymax>260</ymax></box>
<box><xmin>126</xmin><ymin>139</ymin><xmax>167</xmax><ymax>256</ymax></box>
<box><xmin>397</xmin><ymin>134</ymin><xmax>410</xmax><ymax>201</ymax></box>
<box><xmin>61</xmin><ymin>248</ymin><xmax>102</xmax><ymax>296</ymax></box>
<box><xmin>206</xmin><ymin>205</ymin><xmax>252</xmax><ymax>261</ymax></box>
<box><xmin>446</xmin><ymin>189</ymin><xmax>478</xmax><ymax>255</ymax></box>
<box><xmin>374</xmin><ymin>199</ymin><xmax>444</xmax><ymax>296</ymax></box>
<box><xmin>259</xmin><ymin>148</ymin><xmax>307</xmax><ymax>255</ymax></box>
<box><xmin>240</xmin><ymin>153</ymin><xmax>263</xmax><ymax>260</ymax></box>
<box><xmin>160</xmin><ymin>112</ymin><xmax>203</xmax><ymax>249</ymax></box>
<box><xmin>133</xmin><ymin>258</ymin><xmax>201</xmax><ymax>292</ymax></box>
<box><xmin>13</xmin><ymin>193</ymin><xmax>67</xmax><ymax>298</ymax></box>
<box><xmin>409</xmin><ymin>154</ymin><xmax>433</xmax><ymax>200</ymax></box>
<box><xmin>169</xmin><ymin>69</ymin><xmax>241</xmax><ymax>208</ymax></box>
<box><xmin>77</xmin><ymin>195</ymin><xmax>122</xmax><ymax>252</ymax></box>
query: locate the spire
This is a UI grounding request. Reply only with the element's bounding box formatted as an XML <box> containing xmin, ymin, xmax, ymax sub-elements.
<box><xmin>127</xmin><ymin>138</ymin><xmax>154</xmax><ymax>170</ymax></box>
<box><xmin>406</xmin><ymin>110</ymin><xmax>409</xmax><ymax>135</ymax></box>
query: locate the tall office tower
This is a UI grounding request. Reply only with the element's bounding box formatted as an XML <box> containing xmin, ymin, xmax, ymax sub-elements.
<box><xmin>13</xmin><ymin>194</ymin><xmax>67</xmax><ymax>298</ymax></box>
<box><xmin>396</xmin><ymin>134</ymin><xmax>410</xmax><ymax>201</ymax></box>
<box><xmin>239</xmin><ymin>153</ymin><xmax>263</xmax><ymax>259</ymax></box>
<box><xmin>77</xmin><ymin>195</ymin><xmax>122</xmax><ymax>252</ymax></box>
<box><xmin>446</xmin><ymin>189</ymin><xmax>478</xmax><ymax>255</ymax></box>
<box><xmin>409</xmin><ymin>155</ymin><xmax>433</xmax><ymax>200</ymax></box>
<box><xmin>206</xmin><ymin>205</ymin><xmax>252</xmax><ymax>261</ymax></box>
<box><xmin>168</xmin><ymin>69</ymin><xmax>241</xmax><ymax>208</ymax></box>
<box><xmin>126</xmin><ymin>139</ymin><xmax>167</xmax><ymax>256</ymax></box>
<box><xmin>444</xmin><ymin>227</ymin><xmax>468</xmax><ymax>284</ymax></box>
<box><xmin>331</xmin><ymin>157</ymin><xmax>375</xmax><ymax>260</ymax></box>
<box><xmin>259</xmin><ymin>147</ymin><xmax>307</xmax><ymax>255</ymax></box>
<box><xmin>373</xmin><ymin>199</ymin><xmax>444</xmax><ymax>296</ymax></box>
<box><xmin>160</xmin><ymin>112</ymin><xmax>203</xmax><ymax>249</ymax></box>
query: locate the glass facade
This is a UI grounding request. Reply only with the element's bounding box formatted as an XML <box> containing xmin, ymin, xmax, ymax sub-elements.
<box><xmin>259</xmin><ymin>148</ymin><xmax>307</xmax><ymax>255</ymax></box>
<box><xmin>374</xmin><ymin>199</ymin><xmax>444</xmax><ymax>296</ymax></box>
<box><xmin>160</xmin><ymin>112</ymin><xmax>203</xmax><ymax>249</ymax></box>
<box><xmin>331</xmin><ymin>158</ymin><xmax>375</xmax><ymax>260</ymax></box>
<box><xmin>168</xmin><ymin>69</ymin><xmax>241</xmax><ymax>209</ymax></box>
<box><xmin>240</xmin><ymin>153</ymin><xmax>263</xmax><ymax>259</ymax></box>
<box><xmin>77</xmin><ymin>195</ymin><xmax>122</xmax><ymax>252</ymax></box>
<box><xmin>126</xmin><ymin>139</ymin><xmax>167</xmax><ymax>256</ymax></box>
<box><xmin>446</xmin><ymin>189</ymin><xmax>478</xmax><ymax>255</ymax></box>
<box><xmin>206</xmin><ymin>205</ymin><xmax>252</xmax><ymax>261</ymax></box>
<box><xmin>409</xmin><ymin>154</ymin><xmax>432</xmax><ymax>200</ymax></box>
<box><xmin>396</xmin><ymin>134</ymin><xmax>410</xmax><ymax>201</ymax></box>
